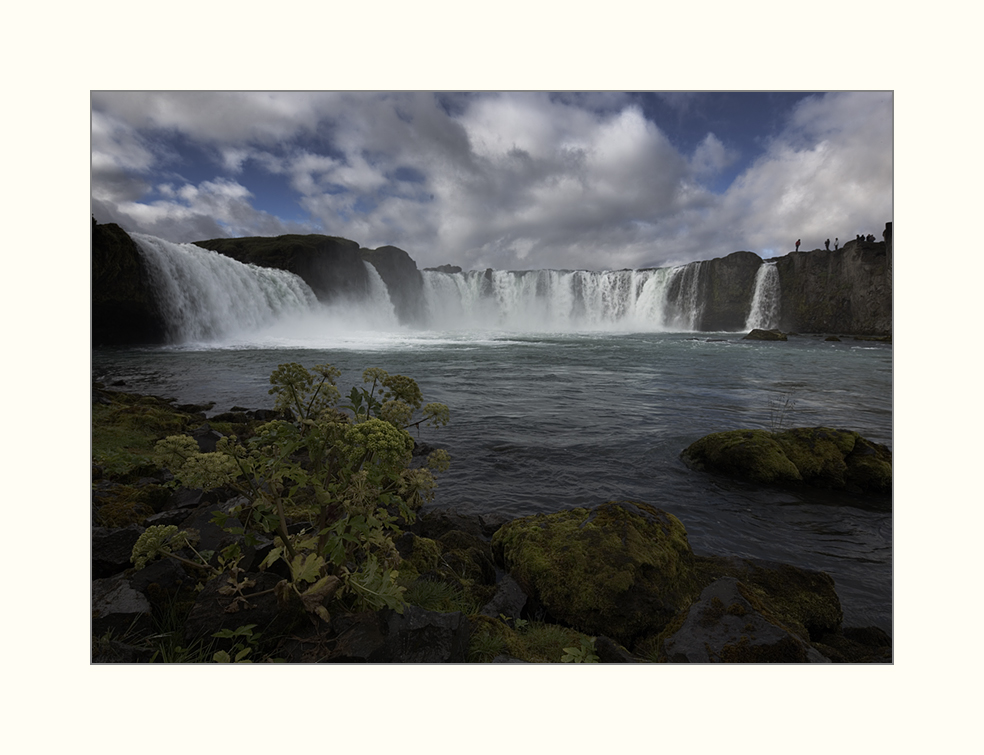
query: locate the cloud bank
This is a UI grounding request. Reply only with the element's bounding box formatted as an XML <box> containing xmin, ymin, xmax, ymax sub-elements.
<box><xmin>91</xmin><ymin>91</ymin><xmax>892</xmax><ymax>271</ymax></box>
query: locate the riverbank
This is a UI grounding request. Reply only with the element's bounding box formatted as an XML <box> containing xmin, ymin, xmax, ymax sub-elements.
<box><xmin>92</xmin><ymin>382</ymin><xmax>891</xmax><ymax>663</ymax></box>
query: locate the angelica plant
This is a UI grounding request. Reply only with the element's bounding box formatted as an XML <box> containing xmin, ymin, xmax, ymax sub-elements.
<box><xmin>152</xmin><ymin>362</ymin><xmax>450</xmax><ymax>621</ymax></box>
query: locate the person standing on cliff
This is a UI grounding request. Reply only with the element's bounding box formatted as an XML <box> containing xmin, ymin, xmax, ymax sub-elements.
<box><xmin>825</xmin><ymin>239</ymin><xmax>830</xmax><ymax>250</ymax></box>
<box><xmin>795</xmin><ymin>239</ymin><xmax>801</xmax><ymax>252</ymax></box>
<box><xmin>835</xmin><ymin>237</ymin><xmax>839</xmax><ymax>250</ymax></box>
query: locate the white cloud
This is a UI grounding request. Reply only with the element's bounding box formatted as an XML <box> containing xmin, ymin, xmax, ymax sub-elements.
<box><xmin>691</xmin><ymin>133</ymin><xmax>737</xmax><ymax>177</ymax></box>
<box><xmin>713</xmin><ymin>92</ymin><xmax>893</xmax><ymax>253</ymax></box>
<box><xmin>91</xmin><ymin>91</ymin><xmax>892</xmax><ymax>271</ymax></box>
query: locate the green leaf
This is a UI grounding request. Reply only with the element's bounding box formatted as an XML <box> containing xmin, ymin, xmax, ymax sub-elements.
<box><xmin>290</xmin><ymin>552</ymin><xmax>325</xmax><ymax>583</ymax></box>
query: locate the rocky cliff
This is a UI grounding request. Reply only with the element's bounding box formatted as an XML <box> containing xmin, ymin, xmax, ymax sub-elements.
<box><xmin>692</xmin><ymin>224</ymin><xmax>892</xmax><ymax>335</ymax></box>
<box><xmin>773</xmin><ymin>236</ymin><xmax>892</xmax><ymax>335</ymax></box>
<box><xmin>194</xmin><ymin>234</ymin><xmax>371</xmax><ymax>301</ymax></box>
<box><xmin>359</xmin><ymin>245</ymin><xmax>425</xmax><ymax>324</ymax></box>
<box><xmin>91</xmin><ymin>222</ymin><xmax>893</xmax><ymax>343</ymax></box>
<box><xmin>694</xmin><ymin>251</ymin><xmax>764</xmax><ymax>331</ymax></box>
<box><xmin>91</xmin><ymin>219</ymin><xmax>167</xmax><ymax>346</ymax></box>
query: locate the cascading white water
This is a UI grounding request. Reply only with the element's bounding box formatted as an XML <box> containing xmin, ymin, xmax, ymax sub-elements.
<box><xmin>129</xmin><ymin>232</ymin><xmax>719</xmax><ymax>342</ymax></box>
<box><xmin>744</xmin><ymin>262</ymin><xmax>781</xmax><ymax>330</ymax></box>
<box><xmin>420</xmin><ymin>264</ymin><xmax>705</xmax><ymax>332</ymax></box>
<box><xmin>132</xmin><ymin>234</ymin><xmax>319</xmax><ymax>343</ymax></box>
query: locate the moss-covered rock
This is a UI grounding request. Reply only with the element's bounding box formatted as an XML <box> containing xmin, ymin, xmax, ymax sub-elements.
<box><xmin>681</xmin><ymin>429</ymin><xmax>802</xmax><ymax>485</ymax></box>
<box><xmin>681</xmin><ymin>427</ymin><xmax>891</xmax><ymax>494</ymax></box>
<box><xmin>662</xmin><ymin>578</ymin><xmax>830</xmax><ymax>662</ymax></box>
<box><xmin>693</xmin><ymin>556</ymin><xmax>844</xmax><ymax>641</ymax></box>
<box><xmin>491</xmin><ymin>501</ymin><xmax>699</xmax><ymax>645</ymax></box>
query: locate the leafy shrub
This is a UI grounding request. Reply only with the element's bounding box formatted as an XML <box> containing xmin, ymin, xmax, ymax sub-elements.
<box><xmin>143</xmin><ymin>363</ymin><xmax>450</xmax><ymax>623</ymax></box>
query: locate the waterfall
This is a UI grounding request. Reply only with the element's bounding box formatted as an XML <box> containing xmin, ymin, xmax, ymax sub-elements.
<box><xmin>420</xmin><ymin>263</ymin><xmax>705</xmax><ymax>332</ymax></box>
<box><xmin>745</xmin><ymin>262</ymin><xmax>781</xmax><ymax>330</ymax></box>
<box><xmin>127</xmin><ymin>232</ymin><xmax>736</xmax><ymax>341</ymax></box>
<box><xmin>132</xmin><ymin>234</ymin><xmax>319</xmax><ymax>343</ymax></box>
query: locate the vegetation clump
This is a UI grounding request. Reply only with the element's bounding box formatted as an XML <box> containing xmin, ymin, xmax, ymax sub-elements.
<box><xmin>135</xmin><ymin>363</ymin><xmax>451</xmax><ymax>627</ymax></box>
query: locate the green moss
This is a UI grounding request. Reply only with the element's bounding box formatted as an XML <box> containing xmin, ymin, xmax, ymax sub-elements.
<box><xmin>775</xmin><ymin>427</ymin><xmax>855</xmax><ymax>486</ymax></box>
<box><xmin>405</xmin><ymin>535</ymin><xmax>442</xmax><ymax>574</ymax></box>
<box><xmin>492</xmin><ymin>501</ymin><xmax>699</xmax><ymax>644</ymax></box>
<box><xmin>95</xmin><ymin>483</ymin><xmax>170</xmax><ymax>526</ymax></box>
<box><xmin>682</xmin><ymin>430</ymin><xmax>802</xmax><ymax>484</ymax></box>
<box><xmin>92</xmin><ymin>391</ymin><xmax>198</xmax><ymax>475</ymax></box>
<box><xmin>467</xmin><ymin>615</ymin><xmax>597</xmax><ymax>663</ymax></box>
<box><xmin>682</xmin><ymin>426</ymin><xmax>892</xmax><ymax>493</ymax></box>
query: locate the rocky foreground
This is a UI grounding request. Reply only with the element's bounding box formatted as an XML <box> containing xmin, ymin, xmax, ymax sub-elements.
<box><xmin>92</xmin><ymin>386</ymin><xmax>891</xmax><ymax>663</ymax></box>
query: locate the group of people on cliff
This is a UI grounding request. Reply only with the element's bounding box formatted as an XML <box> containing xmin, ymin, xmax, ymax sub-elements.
<box><xmin>799</xmin><ymin>231</ymin><xmax>882</xmax><ymax>253</ymax></box>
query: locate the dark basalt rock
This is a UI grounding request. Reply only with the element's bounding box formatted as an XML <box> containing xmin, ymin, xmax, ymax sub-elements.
<box><xmin>774</xmin><ymin>231</ymin><xmax>892</xmax><ymax>336</ymax></box>
<box><xmin>327</xmin><ymin>606</ymin><xmax>470</xmax><ymax>662</ymax></box>
<box><xmin>195</xmin><ymin>233</ymin><xmax>370</xmax><ymax>302</ymax></box>
<box><xmin>360</xmin><ymin>244</ymin><xmax>425</xmax><ymax>324</ymax></box>
<box><xmin>92</xmin><ymin>524</ymin><xmax>144</xmax><ymax>579</ymax></box>
<box><xmin>663</xmin><ymin>577</ymin><xmax>830</xmax><ymax>663</ymax></box>
<box><xmin>91</xmin><ymin>219</ymin><xmax>168</xmax><ymax>345</ymax></box>
<box><xmin>743</xmin><ymin>328</ymin><xmax>787</xmax><ymax>341</ymax></box>
<box><xmin>696</xmin><ymin>251</ymin><xmax>764</xmax><ymax>331</ymax></box>
<box><xmin>92</xmin><ymin>574</ymin><xmax>153</xmax><ymax>637</ymax></box>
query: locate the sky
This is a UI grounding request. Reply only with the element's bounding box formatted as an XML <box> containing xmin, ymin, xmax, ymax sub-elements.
<box><xmin>91</xmin><ymin>91</ymin><xmax>893</xmax><ymax>271</ymax></box>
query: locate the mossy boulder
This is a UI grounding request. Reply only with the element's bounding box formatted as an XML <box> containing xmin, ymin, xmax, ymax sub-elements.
<box><xmin>491</xmin><ymin>501</ymin><xmax>699</xmax><ymax>646</ymax></box>
<box><xmin>681</xmin><ymin>427</ymin><xmax>891</xmax><ymax>494</ymax></box>
<box><xmin>693</xmin><ymin>556</ymin><xmax>844</xmax><ymax>641</ymax></box>
<box><xmin>662</xmin><ymin>578</ymin><xmax>830</xmax><ymax>663</ymax></box>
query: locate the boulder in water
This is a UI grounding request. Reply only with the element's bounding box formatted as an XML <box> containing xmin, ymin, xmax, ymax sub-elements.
<box><xmin>743</xmin><ymin>328</ymin><xmax>787</xmax><ymax>341</ymax></box>
<box><xmin>681</xmin><ymin>427</ymin><xmax>892</xmax><ymax>494</ymax></box>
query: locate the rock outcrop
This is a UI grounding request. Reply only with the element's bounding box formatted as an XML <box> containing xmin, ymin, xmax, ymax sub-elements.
<box><xmin>691</xmin><ymin>226</ymin><xmax>892</xmax><ymax>335</ymax></box>
<box><xmin>359</xmin><ymin>244</ymin><xmax>425</xmax><ymax>324</ymax></box>
<box><xmin>743</xmin><ymin>328</ymin><xmax>788</xmax><ymax>341</ymax></box>
<box><xmin>774</xmin><ymin>234</ymin><xmax>892</xmax><ymax>335</ymax></box>
<box><xmin>194</xmin><ymin>234</ymin><xmax>370</xmax><ymax>301</ymax></box>
<box><xmin>91</xmin><ymin>219</ymin><xmax>167</xmax><ymax>345</ymax></box>
<box><xmin>491</xmin><ymin>501</ymin><xmax>699</xmax><ymax>646</ymax></box>
<box><xmin>662</xmin><ymin>577</ymin><xmax>830</xmax><ymax>663</ymax></box>
<box><xmin>695</xmin><ymin>251</ymin><xmax>763</xmax><ymax>331</ymax></box>
<box><xmin>681</xmin><ymin>427</ymin><xmax>892</xmax><ymax>495</ymax></box>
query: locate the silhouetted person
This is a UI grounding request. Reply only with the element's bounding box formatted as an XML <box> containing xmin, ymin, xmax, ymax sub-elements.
<box><xmin>834</xmin><ymin>237</ymin><xmax>839</xmax><ymax>250</ymax></box>
<box><xmin>825</xmin><ymin>238</ymin><xmax>830</xmax><ymax>250</ymax></box>
<box><xmin>795</xmin><ymin>239</ymin><xmax>801</xmax><ymax>252</ymax></box>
